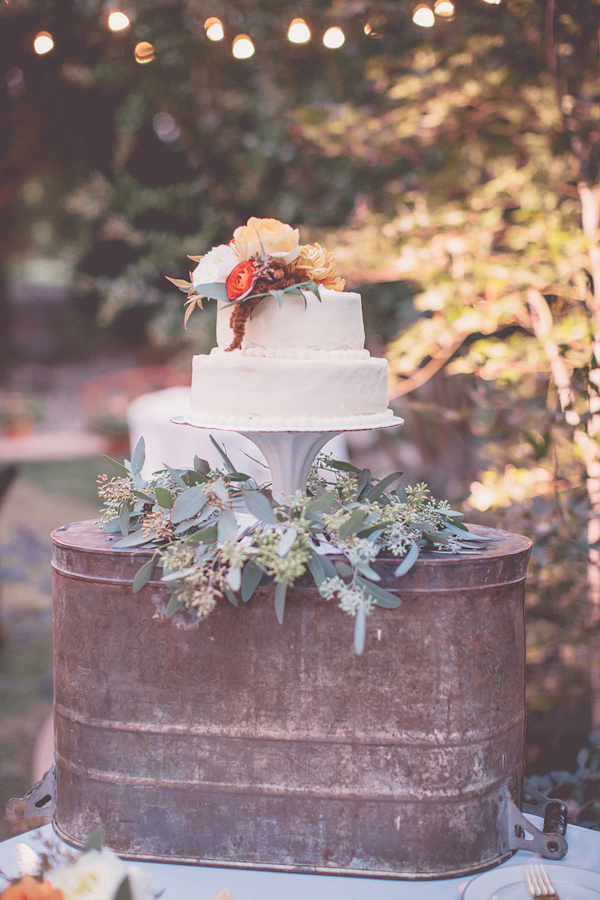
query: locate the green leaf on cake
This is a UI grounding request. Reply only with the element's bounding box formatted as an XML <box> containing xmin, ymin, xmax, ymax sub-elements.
<box><xmin>114</xmin><ymin>877</ymin><xmax>133</xmax><ymax>900</ymax></box>
<box><xmin>194</xmin><ymin>281</ymin><xmax>229</xmax><ymax>302</ymax></box>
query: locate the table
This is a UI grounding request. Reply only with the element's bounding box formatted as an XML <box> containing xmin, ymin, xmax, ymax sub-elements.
<box><xmin>1</xmin><ymin>819</ymin><xmax>599</xmax><ymax>899</ymax></box>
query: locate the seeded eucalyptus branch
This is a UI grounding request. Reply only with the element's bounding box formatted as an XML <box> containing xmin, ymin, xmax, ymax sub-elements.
<box><xmin>97</xmin><ymin>437</ymin><xmax>488</xmax><ymax>655</ymax></box>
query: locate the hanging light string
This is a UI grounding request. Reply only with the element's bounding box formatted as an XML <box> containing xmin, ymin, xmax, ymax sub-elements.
<box><xmin>27</xmin><ymin>1</ymin><xmax>502</xmax><ymax>61</ymax></box>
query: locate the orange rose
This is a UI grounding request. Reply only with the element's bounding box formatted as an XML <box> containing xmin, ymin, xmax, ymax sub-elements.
<box><xmin>0</xmin><ymin>876</ymin><xmax>64</xmax><ymax>900</ymax></box>
<box><xmin>225</xmin><ymin>260</ymin><xmax>258</xmax><ymax>301</ymax></box>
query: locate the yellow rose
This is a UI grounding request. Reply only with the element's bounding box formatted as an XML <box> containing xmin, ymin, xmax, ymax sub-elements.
<box><xmin>291</xmin><ymin>243</ymin><xmax>346</xmax><ymax>291</ymax></box>
<box><xmin>232</xmin><ymin>217</ymin><xmax>300</xmax><ymax>264</ymax></box>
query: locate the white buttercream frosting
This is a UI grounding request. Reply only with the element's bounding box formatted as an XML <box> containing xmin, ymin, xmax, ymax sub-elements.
<box><xmin>190</xmin><ymin>285</ymin><xmax>392</xmax><ymax>431</ymax></box>
<box><xmin>216</xmin><ymin>287</ymin><xmax>365</xmax><ymax>352</ymax></box>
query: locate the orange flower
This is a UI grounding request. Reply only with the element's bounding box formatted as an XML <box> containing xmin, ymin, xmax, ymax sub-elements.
<box><xmin>0</xmin><ymin>876</ymin><xmax>64</xmax><ymax>900</ymax></box>
<box><xmin>225</xmin><ymin>260</ymin><xmax>258</xmax><ymax>301</ymax></box>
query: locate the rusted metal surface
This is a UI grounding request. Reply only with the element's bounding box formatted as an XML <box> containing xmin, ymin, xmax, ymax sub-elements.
<box><xmin>51</xmin><ymin>521</ymin><xmax>531</xmax><ymax>879</ymax></box>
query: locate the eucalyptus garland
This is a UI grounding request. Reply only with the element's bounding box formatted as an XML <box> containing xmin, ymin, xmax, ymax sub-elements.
<box><xmin>97</xmin><ymin>437</ymin><xmax>488</xmax><ymax>654</ymax></box>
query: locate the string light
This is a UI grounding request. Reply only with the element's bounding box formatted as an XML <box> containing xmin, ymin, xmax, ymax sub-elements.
<box><xmin>232</xmin><ymin>34</ymin><xmax>255</xmax><ymax>59</ymax></box>
<box><xmin>412</xmin><ymin>4</ymin><xmax>435</xmax><ymax>26</ymax></box>
<box><xmin>364</xmin><ymin>22</ymin><xmax>382</xmax><ymax>38</ymax></box>
<box><xmin>204</xmin><ymin>17</ymin><xmax>224</xmax><ymax>41</ymax></box>
<box><xmin>134</xmin><ymin>41</ymin><xmax>155</xmax><ymax>64</ymax></box>
<box><xmin>434</xmin><ymin>0</ymin><xmax>455</xmax><ymax>17</ymax></box>
<box><xmin>33</xmin><ymin>31</ymin><xmax>54</xmax><ymax>55</ymax></box>
<box><xmin>323</xmin><ymin>26</ymin><xmax>345</xmax><ymax>49</ymax></box>
<box><xmin>107</xmin><ymin>10</ymin><xmax>130</xmax><ymax>31</ymax></box>
<box><xmin>287</xmin><ymin>18</ymin><xmax>311</xmax><ymax>43</ymax></box>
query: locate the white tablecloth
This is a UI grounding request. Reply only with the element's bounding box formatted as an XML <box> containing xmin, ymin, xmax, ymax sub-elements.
<box><xmin>1</xmin><ymin>819</ymin><xmax>599</xmax><ymax>899</ymax></box>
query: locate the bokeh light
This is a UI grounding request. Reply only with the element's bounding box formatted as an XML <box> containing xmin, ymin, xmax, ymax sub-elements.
<box><xmin>153</xmin><ymin>112</ymin><xmax>181</xmax><ymax>143</ymax></box>
<box><xmin>134</xmin><ymin>41</ymin><xmax>155</xmax><ymax>64</ymax></box>
<box><xmin>323</xmin><ymin>26</ymin><xmax>345</xmax><ymax>49</ymax></box>
<box><xmin>107</xmin><ymin>10</ymin><xmax>130</xmax><ymax>31</ymax></box>
<box><xmin>434</xmin><ymin>0</ymin><xmax>455</xmax><ymax>17</ymax></box>
<box><xmin>412</xmin><ymin>4</ymin><xmax>435</xmax><ymax>27</ymax></box>
<box><xmin>232</xmin><ymin>34</ymin><xmax>255</xmax><ymax>59</ymax></box>
<box><xmin>287</xmin><ymin>18</ymin><xmax>311</xmax><ymax>44</ymax></box>
<box><xmin>33</xmin><ymin>32</ymin><xmax>54</xmax><ymax>55</ymax></box>
<box><xmin>204</xmin><ymin>17</ymin><xmax>224</xmax><ymax>41</ymax></box>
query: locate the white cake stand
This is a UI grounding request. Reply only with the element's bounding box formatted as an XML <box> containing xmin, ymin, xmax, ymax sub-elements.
<box><xmin>171</xmin><ymin>416</ymin><xmax>404</xmax><ymax>501</ymax></box>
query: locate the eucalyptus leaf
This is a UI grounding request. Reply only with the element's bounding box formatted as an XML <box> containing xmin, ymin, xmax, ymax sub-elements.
<box><xmin>355</xmin><ymin>561</ymin><xmax>381</xmax><ymax>582</ymax></box>
<box><xmin>424</xmin><ymin>532</ymin><xmax>451</xmax><ymax>545</ymax></box>
<box><xmin>102</xmin><ymin>518</ymin><xmax>122</xmax><ymax>534</ymax></box>
<box><xmin>365</xmin><ymin>472</ymin><xmax>403</xmax><ymax>502</ymax></box>
<box><xmin>82</xmin><ymin>828</ymin><xmax>104</xmax><ymax>853</ymax></box>
<box><xmin>394</xmin><ymin>542</ymin><xmax>420</xmax><ymax>577</ymax></box>
<box><xmin>132</xmin><ymin>558</ymin><xmax>154</xmax><ymax>593</ymax></box>
<box><xmin>186</xmin><ymin>525</ymin><xmax>218</xmax><ymax>545</ymax></box>
<box><xmin>270</xmin><ymin>289</ymin><xmax>285</xmax><ymax>307</ymax></box>
<box><xmin>274</xmin><ymin>581</ymin><xmax>287</xmax><ymax>624</ymax></box>
<box><xmin>243</xmin><ymin>489</ymin><xmax>278</xmax><ymax>524</ymax></box>
<box><xmin>357</xmin><ymin>576</ymin><xmax>402</xmax><ymax>608</ymax></box>
<box><xmin>173</xmin><ymin>518</ymin><xmax>200</xmax><ymax>535</ymax></box>
<box><xmin>307</xmin><ymin>549</ymin><xmax>326</xmax><ymax>587</ymax></box>
<box><xmin>118</xmin><ymin>503</ymin><xmax>130</xmax><ymax>537</ymax></box>
<box><xmin>101</xmin><ymin>455</ymin><xmax>129</xmax><ymax>476</ymax></box>
<box><xmin>130</xmin><ymin>436</ymin><xmax>146</xmax><ymax>477</ymax></box>
<box><xmin>395</xmin><ymin>484</ymin><xmax>408</xmax><ymax>503</ymax></box>
<box><xmin>185</xmin><ymin>469</ymin><xmax>208</xmax><ymax>486</ymax></box>
<box><xmin>338</xmin><ymin>508</ymin><xmax>368</xmax><ymax>539</ymax></box>
<box><xmin>162</xmin><ymin>465</ymin><xmax>187</xmax><ymax>489</ymax></box>
<box><xmin>218</xmin><ymin>507</ymin><xmax>238</xmax><ymax>543</ymax></box>
<box><xmin>355</xmin><ymin>468</ymin><xmax>372</xmax><ymax>499</ymax></box>
<box><xmin>306</xmin><ymin>491</ymin><xmax>338</xmax><ymax>516</ymax></box>
<box><xmin>225</xmin><ymin>586</ymin><xmax>239</xmax><ymax>606</ymax></box>
<box><xmin>241</xmin><ymin>560</ymin><xmax>263</xmax><ymax>602</ymax></box>
<box><xmin>162</xmin><ymin>566</ymin><xmax>198</xmax><ymax>583</ymax></box>
<box><xmin>155</xmin><ymin>487</ymin><xmax>174</xmax><ymax>509</ymax></box>
<box><xmin>209</xmin><ymin>435</ymin><xmax>236</xmax><ymax>472</ymax></box>
<box><xmin>226</xmin><ymin>566</ymin><xmax>242</xmax><ymax>591</ymax></box>
<box><xmin>114</xmin><ymin>877</ymin><xmax>133</xmax><ymax>900</ymax></box>
<box><xmin>194</xmin><ymin>456</ymin><xmax>211</xmax><ymax>475</ymax></box>
<box><xmin>324</xmin><ymin>459</ymin><xmax>362</xmax><ymax>475</ymax></box>
<box><xmin>171</xmin><ymin>485</ymin><xmax>207</xmax><ymax>524</ymax></box>
<box><xmin>354</xmin><ymin>602</ymin><xmax>366</xmax><ymax>656</ymax></box>
<box><xmin>277</xmin><ymin>527</ymin><xmax>297</xmax><ymax>557</ymax></box>
<box><xmin>166</xmin><ymin>595</ymin><xmax>185</xmax><ymax>617</ymax></box>
<box><xmin>335</xmin><ymin>561</ymin><xmax>353</xmax><ymax>578</ymax></box>
<box><xmin>114</xmin><ymin>529</ymin><xmax>155</xmax><ymax>548</ymax></box>
<box><xmin>195</xmin><ymin>281</ymin><xmax>229</xmax><ymax>302</ymax></box>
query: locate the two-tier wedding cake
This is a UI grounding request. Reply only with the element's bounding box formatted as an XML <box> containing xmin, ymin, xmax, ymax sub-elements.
<box><xmin>170</xmin><ymin>217</ymin><xmax>393</xmax><ymax>430</ymax></box>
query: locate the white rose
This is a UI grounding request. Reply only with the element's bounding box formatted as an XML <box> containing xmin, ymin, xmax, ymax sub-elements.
<box><xmin>48</xmin><ymin>848</ymin><xmax>152</xmax><ymax>900</ymax></box>
<box><xmin>191</xmin><ymin>244</ymin><xmax>234</xmax><ymax>287</ymax></box>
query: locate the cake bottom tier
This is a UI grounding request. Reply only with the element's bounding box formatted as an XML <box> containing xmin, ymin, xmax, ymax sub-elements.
<box><xmin>189</xmin><ymin>352</ymin><xmax>393</xmax><ymax>429</ymax></box>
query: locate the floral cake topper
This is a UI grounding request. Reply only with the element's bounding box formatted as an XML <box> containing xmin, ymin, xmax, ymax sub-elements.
<box><xmin>168</xmin><ymin>217</ymin><xmax>345</xmax><ymax>350</ymax></box>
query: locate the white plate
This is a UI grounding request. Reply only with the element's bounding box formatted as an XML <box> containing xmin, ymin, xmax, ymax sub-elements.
<box><xmin>463</xmin><ymin>863</ymin><xmax>600</xmax><ymax>900</ymax></box>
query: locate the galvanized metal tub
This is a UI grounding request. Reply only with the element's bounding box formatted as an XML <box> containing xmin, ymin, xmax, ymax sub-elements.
<box><xmin>51</xmin><ymin>520</ymin><xmax>531</xmax><ymax>879</ymax></box>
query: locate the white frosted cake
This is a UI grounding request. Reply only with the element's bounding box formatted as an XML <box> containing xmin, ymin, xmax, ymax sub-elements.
<box><xmin>170</xmin><ymin>217</ymin><xmax>393</xmax><ymax>430</ymax></box>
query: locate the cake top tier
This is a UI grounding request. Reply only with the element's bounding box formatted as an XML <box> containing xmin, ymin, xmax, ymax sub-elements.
<box><xmin>168</xmin><ymin>217</ymin><xmax>359</xmax><ymax>352</ymax></box>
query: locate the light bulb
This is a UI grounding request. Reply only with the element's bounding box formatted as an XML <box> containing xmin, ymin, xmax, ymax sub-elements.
<box><xmin>134</xmin><ymin>41</ymin><xmax>155</xmax><ymax>64</ymax></box>
<box><xmin>412</xmin><ymin>4</ymin><xmax>435</xmax><ymax>27</ymax></box>
<box><xmin>323</xmin><ymin>26</ymin><xmax>345</xmax><ymax>49</ymax></box>
<box><xmin>433</xmin><ymin>0</ymin><xmax>454</xmax><ymax>17</ymax></box>
<box><xmin>288</xmin><ymin>18</ymin><xmax>311</xmax><ymax>44</ymax></box>
<box><xmin>33</xmin><ymin>31</ymin><xmax>54</xmax><ymax>55</ymax></box>
<box><xmin>204</xmin><ymin>17</ymin><xmax>224</xmax><ymax>41</ymax></box>
<box><xmin>232</xmin><ymin>34</ymin><xmax>255</xmax><ymax>59</ymax></box>
<box><xmin>108</xmin><ymin>10</ymin><xmax>130</xmax><ymax>31</ymax></box>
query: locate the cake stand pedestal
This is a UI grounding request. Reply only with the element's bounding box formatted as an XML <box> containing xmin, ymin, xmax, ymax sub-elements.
<box><xmin>172</xmin><ymin>417</ymin><xmax>404</xmax><ymax>502</ymax></box>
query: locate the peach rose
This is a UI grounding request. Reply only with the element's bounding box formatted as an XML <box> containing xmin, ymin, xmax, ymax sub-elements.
<box><xmin>291</xmin><ymin>243</ymin><xmax>345</xmax><ymax>291</ymax></box>
<box><xmin>0</xmin><ymin>876</ymin><xmax>64</xmax><ymax>900</ymax></box>
<box><xmin>225</xmin><ymin>260</ymin><xmax>258</xmax><ymax>301</ymax></box>
<box><xmin>232</xmin><ymin>218</ymin><xmax>300</xmax><ymax>265</ymax></box>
